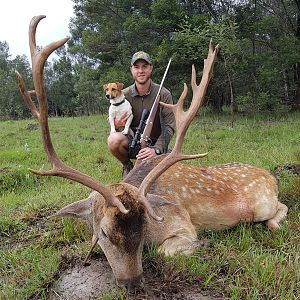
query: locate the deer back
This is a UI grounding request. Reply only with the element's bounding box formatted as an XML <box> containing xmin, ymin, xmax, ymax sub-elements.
<box><xmin>125</xmin><ymin>156</ymin><xmax>280</xmax><ymax>230</ymax></box>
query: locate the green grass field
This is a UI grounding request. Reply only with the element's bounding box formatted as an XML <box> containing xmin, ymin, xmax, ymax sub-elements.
<box><xmin>0</xmin><ymin>112</ymin><xmax>299</xmax><ymax>299</ymax></box>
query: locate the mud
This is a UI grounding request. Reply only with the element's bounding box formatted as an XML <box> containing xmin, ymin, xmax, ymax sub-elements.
<box><xmin>49</xmin><ymin>257</ymin><xmax>226</xmax><ymax>300</ymax></box>
<box><xmin>50</xmin><ymin>258</ymin><xmax>115</xmax><ymax>300</ymax></box>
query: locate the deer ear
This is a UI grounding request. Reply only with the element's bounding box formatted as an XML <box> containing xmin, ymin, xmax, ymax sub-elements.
<box><xmin>51</xmin><ymin>197</ymin><xmax>93</xmax><ymax>220</ymax></box>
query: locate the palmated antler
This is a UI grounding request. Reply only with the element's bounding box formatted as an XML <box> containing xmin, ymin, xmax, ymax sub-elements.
<box><xmin>16</xmin><ymin>15</ymin><xmax>128</xmax><ymax>214</ymax></box>
<box><xmin>138</xmin><ymin>41</ymin><xmax>219</xmax><ymax>220</ymax></box>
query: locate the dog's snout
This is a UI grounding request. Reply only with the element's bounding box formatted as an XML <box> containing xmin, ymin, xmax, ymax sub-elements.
<box><xmin>105</xmin><ymin>93</ymin><xmax>111</xmax><ymax>99</ymax></box>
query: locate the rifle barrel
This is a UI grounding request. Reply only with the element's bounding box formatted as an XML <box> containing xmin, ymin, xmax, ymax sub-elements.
<box><xmin>140</xmin><ymin>58</ymin><xmax>172</xmax><ymax>147</ymax></box>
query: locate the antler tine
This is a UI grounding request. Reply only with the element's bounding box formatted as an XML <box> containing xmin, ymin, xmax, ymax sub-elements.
<box><xmin>137</xmin><ymin>41</ymin><xmax>219</xmax><ymax>220</ymax></box>
<box><xmin>29</xmin><ymin>15</ymin><xmax>43</xmax><ymax>59</ymax></box>
<box><xmin>15</xmin><ymin>71</ymin><xmax>39</xmax><ymax>118</ymax></box>
<box><xmin>16</xmin><ymin>15</ymin><xmax>128</xmax><ymax>214</ymax></box>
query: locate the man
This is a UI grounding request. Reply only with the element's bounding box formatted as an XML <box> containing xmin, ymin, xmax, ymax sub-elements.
<box><xmin>107</xmin><ymin>51</ymin><xmax>175</xmax><ymax>178</ymax></box>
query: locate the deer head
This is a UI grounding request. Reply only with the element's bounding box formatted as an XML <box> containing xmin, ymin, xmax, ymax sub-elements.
<box><xmin>16</xmin><ymin>15</ymin><xmax>219</xmax><ymax>290</ymax></box>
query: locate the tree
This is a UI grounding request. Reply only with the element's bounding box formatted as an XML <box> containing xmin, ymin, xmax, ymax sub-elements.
<box><xmin>46</xmin><ymin>47</ymin><xmax>77</xmax><ymax>116</ymax></box>
<box><xmin>0</xmin><ymin>42</ymin><xmax>32</xmax><ymax>119</ymax></box>
<box><xmin>235</xmin><ymin>0</ymin><xmax>300</xmax><ymax>110</ymax></box>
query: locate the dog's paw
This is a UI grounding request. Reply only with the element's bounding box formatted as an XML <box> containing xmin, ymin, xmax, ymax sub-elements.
<box><xmin>110</xmin><ymin>129</ymin><xmax>117</xmax><ymax>134</ymax></box>
<box><xmin>122</xmin><ymin>130</ymin><xmax>129</xmax><ymax>135</ymax></box>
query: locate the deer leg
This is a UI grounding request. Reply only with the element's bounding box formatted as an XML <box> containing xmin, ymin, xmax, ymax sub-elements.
<box><xmin>158</xmin><ymin>231</ymin><xmax>210</xmax><ymax>256</ymax></box>
<box><xmin>266</xmin><ymin>202</ymin><xmax>288</xmax><ymax>230</ymax></box>
<box><xmin>83</xmin><ymin>235</ymin><xmax>99</xmax><ymax>266</ymax></box>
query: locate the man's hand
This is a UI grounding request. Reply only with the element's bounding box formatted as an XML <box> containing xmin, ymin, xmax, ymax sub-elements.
<box><xmin>114</xmin><ymin>112</ymin><xmax>130</xmax><ymax>129</ymax></box>
<box><xmin>136</xmin><ymin>147</ymin><xmax>156</xmax><ymax>161</ymax></box>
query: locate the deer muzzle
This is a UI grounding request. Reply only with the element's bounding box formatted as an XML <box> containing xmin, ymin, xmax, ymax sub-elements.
<box><xmin>116</xmin><ymin>273</ymin><xmax>145</xmax><ymax>291</ymax></box>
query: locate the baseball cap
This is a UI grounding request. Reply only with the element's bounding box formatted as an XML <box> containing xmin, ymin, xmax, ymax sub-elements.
<box><xmin>131</xmin><ymin>51</ymin><xmax>152</xmax><ymax>65</ymax></box>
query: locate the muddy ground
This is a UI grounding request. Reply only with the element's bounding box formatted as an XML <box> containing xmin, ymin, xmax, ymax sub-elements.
<box><xmin>49</xmin><ymin>254</ymin><xmax>227</xmax><ymax>300</ymax></box>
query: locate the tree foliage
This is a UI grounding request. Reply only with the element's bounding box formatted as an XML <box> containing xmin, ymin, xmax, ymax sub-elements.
<box><xmin>1</xmin><ymin>0</ymin><xmax>299</xmax><ymax>119</ymax></box>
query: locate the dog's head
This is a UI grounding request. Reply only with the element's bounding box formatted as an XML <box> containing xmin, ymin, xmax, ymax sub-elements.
<box><xmin>103</xmin><ymin>82</ymin><xmax>124</xmax><ymax>100</ymax></box>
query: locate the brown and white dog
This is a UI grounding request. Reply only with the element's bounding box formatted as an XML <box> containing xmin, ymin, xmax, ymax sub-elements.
<box><xmin>103</xmin><ymin>82</ymin><xmax>133</xmax><ymax>135</ymax></box>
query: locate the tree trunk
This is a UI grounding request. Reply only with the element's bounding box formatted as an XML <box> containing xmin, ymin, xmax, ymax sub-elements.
<box><xmin>293</xmin><ymin>0</ymin><xmax>300</xmax><ymax>110</ymax></box>
<box><xmin>283</xmin><ymin>69</ymin><xmax>290</xmax><ymax>103</ymax></box>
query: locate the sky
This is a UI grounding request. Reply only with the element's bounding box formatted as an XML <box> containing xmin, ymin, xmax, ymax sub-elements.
<box><xmin>0</xmin><ymin>0</ymin><xmax>74</xmax><ymax>61</ymax></box>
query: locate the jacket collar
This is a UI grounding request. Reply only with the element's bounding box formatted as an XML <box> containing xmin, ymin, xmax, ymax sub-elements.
<box><xmin>131</xmin><ymin>80</ymin><xmax>152</xmax><ymax>97</ymax></box>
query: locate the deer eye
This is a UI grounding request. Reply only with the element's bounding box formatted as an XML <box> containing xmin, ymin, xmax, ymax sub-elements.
<box><xmin>101</xmin><ymin>228</ymin><xmax>108</xmax><ymax>238</ymax></box>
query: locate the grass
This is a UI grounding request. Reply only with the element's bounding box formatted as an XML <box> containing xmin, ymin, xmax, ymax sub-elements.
<box><xmin>0</xmin><ymin>111</ymin><xmax>299</xmax><ymax>299</ymax></box>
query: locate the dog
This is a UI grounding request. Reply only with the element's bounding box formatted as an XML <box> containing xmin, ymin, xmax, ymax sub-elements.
<box><xmin>103</xmin><ymin>82</ymin><xmax>133</xmax><ymax>135</ymax></box>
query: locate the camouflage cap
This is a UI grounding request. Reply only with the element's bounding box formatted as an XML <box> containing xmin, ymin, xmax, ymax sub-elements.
<box><xmin>131</xmin><ymin>51</ymin><xmax>152</xmax><ymax>65</ymax></box>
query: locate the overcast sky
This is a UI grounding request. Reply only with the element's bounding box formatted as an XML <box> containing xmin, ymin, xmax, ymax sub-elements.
<box><xmin>0</xmin><ymin>0</ymin><xmax>74</xmax><ymax>60</ymax></box>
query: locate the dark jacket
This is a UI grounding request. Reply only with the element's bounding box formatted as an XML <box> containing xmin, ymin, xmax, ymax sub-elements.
<box><xmin>123</xmin><ymin>80</ymin><xmax>175</xmax><ymax>152</ymax></box>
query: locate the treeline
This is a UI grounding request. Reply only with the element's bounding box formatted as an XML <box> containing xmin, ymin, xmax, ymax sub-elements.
<box><xmin>1</xmin><ymin>0</ymin><xmax>299</xmax><ymax>119</ymax></box>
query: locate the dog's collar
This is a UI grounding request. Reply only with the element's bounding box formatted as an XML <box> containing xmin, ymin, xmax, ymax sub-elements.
<box><xmin>112</xmin><ymin>99</ymin><xmax>125</xmax><ymax>106</ymax></box>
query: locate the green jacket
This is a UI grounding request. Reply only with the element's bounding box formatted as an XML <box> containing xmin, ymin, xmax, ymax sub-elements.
<box><xmin>123</xmin><ymin>80</ymin><xmax>175</xmax><ymax>152</ymax></box>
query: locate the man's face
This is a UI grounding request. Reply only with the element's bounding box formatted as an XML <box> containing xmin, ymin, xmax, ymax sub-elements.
<box><xmin>131</xmin><ymin>60</ymin><xmax>153</xmax><ymax>84</ymax></box>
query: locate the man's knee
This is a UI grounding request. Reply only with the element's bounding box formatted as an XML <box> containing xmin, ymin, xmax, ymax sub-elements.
<box><xmin>107</xmin><ymin>133</ymin><xmax>128</xmax><ymax>151</ymax></box>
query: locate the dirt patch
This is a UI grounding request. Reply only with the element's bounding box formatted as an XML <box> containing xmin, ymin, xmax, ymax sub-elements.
<box><xmin>0</xmin><ymin>207</ymin><xmax>61</xmax><ymax>251</ymax></box>
<box><xmin>49</xmin><ymin>256</ymin><xmax>226</xmax><ymax>300</ymax></box>
<box><xmin>274</xmin><ymin>164</ymin><xmax>300</xmax><ymax>177</ymax></box>
<box><xmin>49</xmin><ymin>258</ymin><xmax>115</xmax><ymax>300</ymax></box>
<box><xmin>0</xmin><ymin>167</ymin><xmax>10</xmax><ymax>174</ymax></box>
<box><xmin>26</xmin><ymin>123</ymin><xmax>39</xmax><ymax>130</ymax></box>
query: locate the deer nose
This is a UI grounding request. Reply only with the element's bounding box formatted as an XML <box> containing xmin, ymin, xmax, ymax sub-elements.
<box><xmin>117</xmin><ymin>274</ymin><xmax>145</xmax><ymax>292</ymax></box>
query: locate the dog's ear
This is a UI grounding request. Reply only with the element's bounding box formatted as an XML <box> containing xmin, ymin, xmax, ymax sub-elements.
<box><xmin>116</xmin><ymin>82</ymin><xmax>124</xmax><ymax>90</ymax></box>
<box><xmin>103</xmin><ymin>84</ymin><xmax>108</xmax><ymax>91</ymax></box>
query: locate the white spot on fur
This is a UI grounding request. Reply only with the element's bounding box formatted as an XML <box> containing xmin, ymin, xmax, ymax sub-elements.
<box><xmin>248</xmin><ymin>182</ymin><xmax>255</xmax><ymax>188</ymax></box>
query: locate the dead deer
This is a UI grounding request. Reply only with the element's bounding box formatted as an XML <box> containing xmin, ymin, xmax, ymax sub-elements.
<box><xmin>16</xmin><ymin>15</ymin><xmax>288</xmax><ymax>291</ymax></box>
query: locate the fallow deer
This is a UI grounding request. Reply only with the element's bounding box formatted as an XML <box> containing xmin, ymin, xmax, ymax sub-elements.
<box><xmin>16</xmin><ymin>15</ymin><xmax>288</xmax><ymax>291</ymax></box>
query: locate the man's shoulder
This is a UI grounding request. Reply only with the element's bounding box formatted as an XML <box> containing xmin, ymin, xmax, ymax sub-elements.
<box><xmin>151</xmin><ymin>81</ymin><xmax>171</xmax><ymax>96</ymax></box>
<box><xmin>123</xmin><ymin>84</ymin><xmax>133</xmax><ymax>94</ymax></box>
<box><xmin>123</xmin><ymin>84</ymin><xmax>135</xmax><ymax>100</ymax></box>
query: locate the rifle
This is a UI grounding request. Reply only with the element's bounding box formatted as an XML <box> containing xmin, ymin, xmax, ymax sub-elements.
<box><xmin>129</xmin><ymin>108</ymin><xmax>149</xmax><ymax>157</ymax></box>
<box><xmin>129</xmin><ymin>58</ymin><xmax>172</xmax><ymax>157</ymax></box>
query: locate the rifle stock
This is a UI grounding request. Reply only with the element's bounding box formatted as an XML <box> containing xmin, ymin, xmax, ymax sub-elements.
<box><xmin>130</xmin><ymin>108</ymin><xmax>149</xmax><ymax>152</ymax></box>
